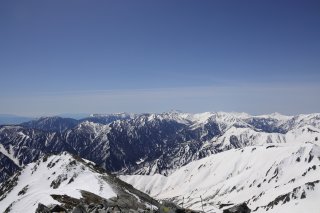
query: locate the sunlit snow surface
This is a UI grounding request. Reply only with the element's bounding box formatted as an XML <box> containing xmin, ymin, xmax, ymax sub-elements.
<box><xmin>122</xmin><ymin>143</ymin><xmax>320</xmax><ymax>213</ymax></box>
<box><xmin>0</xmin><ymin>153</ymin><xmax>116</xmax><ymax>213</ymax></box>
<box><xmin>0</xmin><ymin>144</ymin><xmax>20</xmax><ymax>166</ymax></box>
<box><xmin>1</xmin><ymin>112</ymin><xmax>320</xmax><ymax>212</ymax></box>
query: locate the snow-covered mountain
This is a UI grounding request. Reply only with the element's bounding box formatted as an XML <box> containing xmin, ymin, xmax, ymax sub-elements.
<box><xmin>81</xmin><ymin>112</ymin><xmax>133</xmax><ymax>124</ymax></box>
<box><xmin>0</xmin><ymin>112</ymin><xmax>320</xmax><ymax>184</ymax></box>
<box><xmin>1</xmin><ymin>111</ymin><xmax>320</xmax><ymax>212</ymax></box>
<box><xmin>121</xmin><ymin>142</ymin><xmax>320</xmax><ymax>213</ymax></box>
<box><xmin>21</xmin><ymin>116</ymin><xmax>79</xmax><ymax>133</ymax></box>
<box><xmin>0</xmin><ymin>152</ymin><xmax>160</xmax><ymax>213</ymax></box>
<box><xmin>0</xmin><ymin>151</ymin><xmax>20</xmax><ymax>184</ymax></box>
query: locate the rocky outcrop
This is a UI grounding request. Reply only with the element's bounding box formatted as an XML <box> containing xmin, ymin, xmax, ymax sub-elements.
<box><xmin>0</xmin><ymin>152</ymin><xmax>20</xmax><ymax>183</ymax></box>
<box><xmin>223</xmin><ymin>203</ymin><xmax>251</xmax><ymax>213</ymax></box>
<box><xmin>35</xmin><ymin>203</ymin><xmax>51</xmax><ymax>213</ymax></box>
<box><xmin>1</xmin><ymin>112</ymin><xmax>320</xmax><ymax>185</ymax></box>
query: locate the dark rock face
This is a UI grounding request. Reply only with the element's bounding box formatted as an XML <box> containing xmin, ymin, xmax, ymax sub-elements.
<box><xmin>21</xmin><ymin>114</ymin><xmax>132</xmax><ymax>132</ymax></box>
<box><xmin>0</xmin><ymin>126</ymin><xmax>75</xmax><ymax>167</ymax></box>
<box><xmin>35</xmin><ymin>204</ymin><xmax>67</xmax><ymax>213</ymax></box>
<box><xmin>79</xmin><ymin>113</ymin><xmax>131</xmax><ymax>125</ymax></box>
<box><xmin>36</xmin><ymin>197</ymin><xmax>195</xmax><ymax>213</ymax></box>
<box><xmin>103</xmin><ymin>116</ymin><xmax>221</xmax><ymax>174</ymax></box>
<box><xmin>223</xmin><ymin>203</ymin><xmax>251</xmax><ymax>213</ymax></box>
<box><xmin>0</xmin><ymin>153</ymin><xmax>20</xmax><ymax>183</ymax></box>
<box><xmin>21</xmin><ymin>117</ymin><xmax>79</xmax><ymax>133</ymax></box>
<box><xmin>71</xmin><ymin>205</ymin><xmax>87</xmax><ymax>213</ymax></box>
<box><xmin>229</xmin><ymin>135</ymin><xmax>241</xmax><ymax>148</ymax></box>
<box><xmin>38</xmin><ymin>188</ymin><xmax>159</xmax><ymax>212</ymax></box>
<box><xmin>35</xmin><ymin>203</ymin><xmax>51</xmax><ymax>213</ymax></box>
<box><xmin>0</xmin><ymin>113</ymin><xmax>223</xmax><ymax>182</ymax></box>
<box><xmin>51</xmin><ymin>205</ymin><xmax>67</xmax><ymax>212</ymax></box>
<box><xmin>245</xmin><ymin>118</ymin><xmax>286</xmax><ymax>133</ymax></box>
<box><xmin>1</xmin><ymin>112</ymin><xmax>319</xmax><ymax>184</ymax></box>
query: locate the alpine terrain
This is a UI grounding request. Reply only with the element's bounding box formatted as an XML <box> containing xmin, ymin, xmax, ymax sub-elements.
<box><xmin>0</xmin><ymin>152</ymin><xmax>160</xmax><ymax>212</ymax></box>
<box><xmin>0</xmin><ymin>111</ymin><xmax>320</xmax><ymax>212</ymax></box>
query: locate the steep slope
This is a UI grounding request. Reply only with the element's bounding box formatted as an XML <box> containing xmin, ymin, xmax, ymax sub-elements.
<box><xmin>212</xmin><ymin>125</ymin><xmax>320</xmax><ymax>151</ymax></box>
<box><xmin>1</xmin><ymin>111</ymin><xmax>320</xmax><ymax>184</ymax></box>
<box><xmin>64</xmin><ymin>121</ymin><xmax>111</xmax><ymax>167</ymax></box>
<box><xmin>0</xmin><ymin>152</ymin><xmax>20</xmax><ymax>184</ymax></box>
<box><xmin>20</xmin><ymin>113</ymin><xmax>132</xmax><ymax>133</ymax></box>
<box><xmin>0</xmin><ymin>143</ymin><xmax>22</xmax><ymax>183</ymax></box>
<box><xmin>80</xmin><ymin>113</ymin><xmax>133</xmax><ymax>124</ymax></box>
<box><xmin>0</xmin><ymin>126</ymin><xmax>75</xmax><ymax>166</ymax></box>
<box><xmin>282</xmin><ymin>113</ymin><xmax>320</xmax><ymax>130</ymax></box>
<box><xmin>121</xmin><ymin>142</ymin><xmax>320</xmax><ymax>213</ymax></box>
<box><xmin>21</xmin><ymin>117</ymin><xmax>79</xmax><ymax>133</ymax></box>
<box><xmin>0</xmin><ymin>152</ymin><xmax>159</xmax><ymax>213</ymax></box>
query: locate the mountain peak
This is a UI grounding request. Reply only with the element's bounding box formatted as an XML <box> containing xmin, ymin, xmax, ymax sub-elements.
<box><xmin>0</xmin><ymin>152</ymin><xmax>159</xmax><ymax>213</ymax></box>
<box><xmin>122</xmin><ymin>143</ymin><xmax>320</xmax><ymax>213</ymax></box>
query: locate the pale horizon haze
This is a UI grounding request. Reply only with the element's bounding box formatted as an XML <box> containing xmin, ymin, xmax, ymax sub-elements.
<box><xmin>1</xmin><ymin>0</ymin><xmax>319</xmax><ymax>116</ymax></box>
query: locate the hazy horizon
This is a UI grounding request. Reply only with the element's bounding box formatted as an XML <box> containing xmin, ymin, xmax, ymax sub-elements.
<box><xmin>1</xmin><ymin>108</ymin><xmax>319</xmax><ymax>119</ymax></box>
<box><xmin>1</xmin><ymin>0</ymin><xmax>319</xmax><ymax>116</ymax></box>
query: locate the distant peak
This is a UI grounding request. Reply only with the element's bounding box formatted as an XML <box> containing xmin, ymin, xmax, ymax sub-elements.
<box><xmin>38</xmin><ymin>116</ymin><xmax>62</xmax><ymax>120</ymax></box>
<box><xmin>256</xmin><ymin>112</ymin><xmax>292</xmax><ymax>120</ymax></box>
<box><xmin>167</xmin><ymin>109</ymin><xmax>183</xmax><ymax>114</ymax></box>
<box><xmin>89</xmin><ymin>112</ymin><xmax>131</xmax><ymax>117</ymax></box>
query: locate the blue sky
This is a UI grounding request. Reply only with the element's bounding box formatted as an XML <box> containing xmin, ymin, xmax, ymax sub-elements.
<box><xmin>0</xmin><ymin>0</ymin><xmax>319</xmax><ymax>116</ymax></box>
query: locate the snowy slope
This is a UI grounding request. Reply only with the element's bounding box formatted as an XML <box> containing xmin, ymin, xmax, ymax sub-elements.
<box><xmin>1</xmin><ymin>111</ymin><xmax>320</xmax><ymax>181</ymax></box>
<box><xmin>213</xmin><ymin>125</ymin><xmax>320</xmax><ymax>151</ymax></box>
<box><xmin>0</xmin><ymin>144</ymin><xmax>20</xmax><ymax>166</ymax></box>
<box><xmin>0</xmin><ymin>152</ymin><xmax>158</xmax><ymax>213</ymax></box>
<box><xmin>0</xmin><ymin>152</ymin><xmax>115</xmax><ymax>212</ymax></box>
<box><xmin>0</xmin><ymin>152</ymin><xmax>20</xmax><ymax>184</ymax></box>
<box><xmin>121</xmin><ymin>142</ymin><xmax>320</xmax><ymax>213</ymax></box>
<box><xmin>21</xmin><ymin>116</ymin><xmax>79</xmax><ymax>133</ymax></box>
<box><xmin>1</xmin><ymin>111</ymin><xmax>320</xmax><ymax>212</ymax></box>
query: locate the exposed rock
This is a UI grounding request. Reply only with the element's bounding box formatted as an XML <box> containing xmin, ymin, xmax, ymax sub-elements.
<box><xmin>51</xmin><ymin>204</ymin><xmax>67</xmax><ymax>213</ymax></box>
<box><xmin>35</xmin><ymin>203</ymin><xmax>50</xmax><ymax>213</ymax></box>
<box><xmin>223</xmin><ymin>203</ymin><xmax>251</xmax><ymax>213</ymax></box>
<box><xmin>37</xmin><ymin>194</ymin><xmax>199</xmax><ymax>213</ymax></box>
<box><xmin>71</xmin><ymin>204</ymin><xmax>87</xmax><ymax>213</ymax></box>
<box><xmin>1</xmin><ymin>112</ymin><xmax>320</xmax><ymax>184</ymax></box>
<box><xmin>0</xmin><ymin>152</ymin><xmax>20</xmax><ymax>184</ymax></box>
<box><xmin>17</xmin><ymin>185</ymin><xmax>28</xmax><ymax>196</ymax></box>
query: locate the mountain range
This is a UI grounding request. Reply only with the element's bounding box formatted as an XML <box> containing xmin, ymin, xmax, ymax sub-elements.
<box><xmin>122</xmin><ymin>142</ymin><xmax>320</xmax><ymax>212</ymax></box>
<box><xmin>0</xmin><ymin>152</ymin><xmax>160</xmax><ymax>212</ymax></box>
<box><xmin>0</xmin><ymin>111</ymin><xmax>320</xmax><ymax>212</ymax></box>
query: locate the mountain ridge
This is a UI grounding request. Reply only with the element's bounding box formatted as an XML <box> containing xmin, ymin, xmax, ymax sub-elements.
<box><xmin>121</xmin><ymin>142</ymin><xmax>320</xmax><ymax>213</ymax></box>
<box><xmin>0</xmin><ymin>152</ymin><xmax>161</xmax><ymax>213</ymax></box>
<box><xmin>0</xmin><ymin>111</ymin><xmax>319</xmax><ymax>182</ymax></box>
<box><xmin>0</xmin><ymin>111</ymin><xmax>320</xmax><ymax>212</ymax></box>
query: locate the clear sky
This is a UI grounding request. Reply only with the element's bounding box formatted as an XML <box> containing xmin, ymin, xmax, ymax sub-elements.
<box><xmin>0</xmin><ymin>0</ymin><xmax>319</xmax><ymax>116</ymax></box>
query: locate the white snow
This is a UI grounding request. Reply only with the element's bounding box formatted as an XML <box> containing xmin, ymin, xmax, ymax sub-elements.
<box><xmin>2</xmin><ymin>111</ymin><xmax>320</xmax><ymax>212</ymax></box>
<box><xmin>0</xmin><ymin>152</ymin><xmax>116</xmax><ymax>213</ymax></box>
<box><xmin>210</xmin><ymin>125</ymin><xmax>320</xmax><ymax>151</ymax></box>
<box><xmin>136</xmin><ymin>158</ymin><xmax>146</xmax><ymax>165</ymax></box>
<box><xmin>254</xmin><ymin>112</ymin><xmax>293</xmax><ymax>120</ymax></box>
<box><xmin>0</xmin><ymin>144</ymin><xmax>20</xmax><ymax>166</ymax></box>
<box><xmin>77</xmin><ymin>121</ymin><xmax>111</xmax><ymax>136</ymax></box>
<box><xmin>121</xmin><ymin>143</ymin><xmax>320</xmax><ymax>213</ymax></box>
